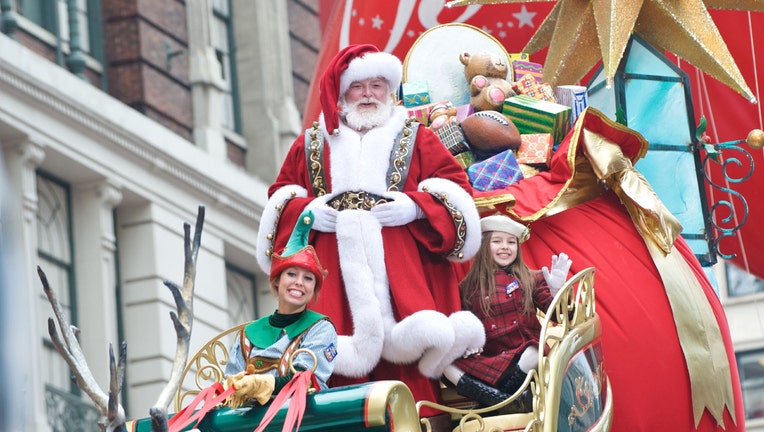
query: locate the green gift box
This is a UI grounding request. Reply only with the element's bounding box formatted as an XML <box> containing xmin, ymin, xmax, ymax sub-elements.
<box><xmin>402</xmin><ymin>81</ymin><xmax>431</xmax><ymax>108</ymax></box>
<box><xmin>503</xmin><ymin>94</ymin><xmax>572</xmax><ymax>144</ymax></box>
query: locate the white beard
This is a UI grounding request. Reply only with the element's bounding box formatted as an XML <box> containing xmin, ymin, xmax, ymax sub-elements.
<box><xmin>340</xmin><ymin>97</ymin><xmax>394</xmax><ymax>131</ymax></box>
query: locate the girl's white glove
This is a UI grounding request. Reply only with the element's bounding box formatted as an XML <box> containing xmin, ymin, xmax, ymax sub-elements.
<box><xmin>542</xmin><ymin>252</ymin><xmax>572</xmax><ymax>296</ymax></box>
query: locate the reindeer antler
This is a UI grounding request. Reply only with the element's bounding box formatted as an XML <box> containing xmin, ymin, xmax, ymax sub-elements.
<box><xmin>40</xmin><ymin>205</ymin><xmax>206</xmax><ymax>432</ymax></box>
<box><xmin>40</xmin><ymin>266</ymin><xmax>126</xmax><ymax>432</ymax></box>
<box><xmin>150</xmin><ymin>205</ymin><xmax>205</xmax><ymax>430</ymax></box>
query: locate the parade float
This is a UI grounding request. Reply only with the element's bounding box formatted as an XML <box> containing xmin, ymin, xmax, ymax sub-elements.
<box><xmin>42</xmin><ymin>1</ymin><xmax>764</xmax><ymax>431</ymax></box>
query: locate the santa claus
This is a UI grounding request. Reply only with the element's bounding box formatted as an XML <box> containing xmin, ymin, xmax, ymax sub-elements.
<box><xmin>256</xmin><ymin>44</ymin><xmax>485</xmax><ymax>412</ymax></box>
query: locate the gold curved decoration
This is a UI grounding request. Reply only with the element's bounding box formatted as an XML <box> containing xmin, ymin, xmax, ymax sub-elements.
<box><xmin>537</xmin><ymin>267</ymin><xmax>600</xmax><ymax>432</ymax></box>
<box><xmin>387</xmin><ymin>118</ymin><xmax>414</xmax><ymax>192</ymax></box>
<box><xmin>365</xmin><ymin>381</ymin><xmax>421</xmax><ymax>431</ymax></box>
<box><xmin>423</xmin><ymin>188</ymin><xmax>468</xmax><ymax>259</ymax></box>
<box><xmin>288</xmin><ymin>348</ymin><xmax>318</xmax><ymax>374</ymax></box>
<box><xmin>173</xmin><ymin>324</ymin><xmax>247</xmax><ymax>412</ymax></box>
<box><xmin>308</xmin><ymin>124</ymin><xmax>327</xmax><ymax>197</ymax></box>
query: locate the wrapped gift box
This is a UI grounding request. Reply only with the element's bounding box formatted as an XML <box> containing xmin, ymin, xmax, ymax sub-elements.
<box><xmin>503</xmin><ymin>95</ymin><xmax>571</xmax><ymax>144</ymax></box>
<box><xmin>467</xmin><ymin>149</ymin><xmax>524</xmax><ymax>191</ymax></box>
<box><xmin>516</xmin><ymin>133</ymin><xmax>554</xmax><ymax>166</ymax></box>
<box><xmin>453</xmin><ymin>151</ymin><xmax>475</xmax><ymax>170</ymax></box>
<box><xmin>556</xmin><ymin>85</ymin><xmax>589</xmax><ymax>126</ymax></box>
<box><xmin>513</xmin><ymin>74</ymin><xmax>556</xmax><ymax>103</ymax></box>
<box><xmin>512</xmin><ymin>60</ymin><xmax>543</xmax><ymax>84</ymax></box>
<box><xmin>434</xmin><ymin>119</ymin><xmax>470</xmax><ymax>156</ymax></box>
<box><xmin>455</xmin><ymin>103</ymin><xmax>474</xmax><ymax>123</ymax></box>
<box><xmin>401</xmin><ymin>81</ymin><xmax>431</xmax><ymax>108</ymax></box>
<box><xmin>508</xmin><ymin>53</ymin><xmax>530</xmax><ymax>63</ymax></box>
<box><xmin>406</xmin><ymin>102</ymin><xmax>435</xmax><ymax>126</ymax></box>
<box><xmin>508</xmin><ymin>53</ymin><xmax>530</xmax><ymax>80</ymax></box>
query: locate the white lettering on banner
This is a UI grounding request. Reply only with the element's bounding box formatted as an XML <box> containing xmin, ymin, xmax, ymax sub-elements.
<box><xmin>416</xmin><ymin>2</ymin><xmax>481</xmax><ymax>33</ymax></box>
<box><xmin>339</xmin><ymin>0</ymin><xmax>482</xmax><ymax>54</ymax></box>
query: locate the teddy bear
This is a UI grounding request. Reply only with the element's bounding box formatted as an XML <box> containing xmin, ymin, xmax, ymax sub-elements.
<box><xmin>428</xmin><ymin>101</ymin><xmax>459</xmax><ymax>130</ymax></box>
<box><xmin>459</xmin><ymin>50</ymin><xmax>516</xmax><ymax>113</ymax></box>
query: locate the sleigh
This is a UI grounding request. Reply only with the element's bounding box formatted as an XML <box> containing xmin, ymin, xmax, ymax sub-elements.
<box><xmin>125</xmin><ymin>267</ymin><xmax>610</xmax><ymax>432</ymax></box>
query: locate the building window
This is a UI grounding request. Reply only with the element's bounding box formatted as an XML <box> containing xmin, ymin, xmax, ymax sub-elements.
<box><xmin>211</xmin><ymin>0</ymin><xmax>240</xmax><ymax>133</ymax></box>
<box><xmin>226</xmin><ymin>262</ymin><xmax>256</xmax><ymax>326</ymax></box>
<box><xmin>16</xmin><ymin>0</ymin><xmax>104</xmax><ymax>64</ymax></box>
<box><xmin>726</xmin><ymin>261</ymin><xmax>764</xmax><ymax>297</ymax></box>
<box><xmin>738</xmin><ymin>349</ymin><xmax>764</xmax><ymax>419</ymax></box>
<box><xmin>36</xmin><ymin>172</ymin><xmax>99</xmax><ymax>431</ymax></box>
<box><xmin>36</xmin><ymin>172</ymin><xmax>76</xmax><ymax>392</ymax></box>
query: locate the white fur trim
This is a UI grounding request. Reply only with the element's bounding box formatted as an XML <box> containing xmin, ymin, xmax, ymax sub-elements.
<box><xmin>418</xmin><ymin>177</ymin><xmax>482</xmax><ymax>262</ymax></box>
<box><xmin>383</xmin><ymin>310</ymin><xmax>456</xmax><ymax>379</ymax></box>
<box><xmin>255</xmin><ymin>185</ymin><xmax>307</xmax><ymax>274</ymax></box>
<box><xmin>429</xmin><ymin>311</ymin><xmax>486</xmax><ymax>378</ymax></box>
<box><xmin>333</xmin><ymin>211</ymin><xmax>387</xmax><ymax>377</ymax></box>
<box><xmin>325</xmin><ymin>107</ymin><xmax>408</xmax><ymax>193</ymax></box>
<box><xmin>340</xmin><ymin>51</ymin><xmax>402</xmax><ymax>97</ymax></box>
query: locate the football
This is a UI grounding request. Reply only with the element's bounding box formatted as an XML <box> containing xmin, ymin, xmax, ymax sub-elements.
<box><xmin>460</xmin><ymin>110</ymin><xmax>521</xmax><ymax>159</ymax></box>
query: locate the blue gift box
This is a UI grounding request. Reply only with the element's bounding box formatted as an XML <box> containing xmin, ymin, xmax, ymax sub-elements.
<box><xmin>401</xmin><ymin>81</ymin><xmax>431</xmax><ymax>108</ymax></box>
<box><xmin>556</xmin><ymin>85</ymin><xmax>588</xmax><ymax>126</ymax></box>
<box><xmin>467</xmin><ymin>149</ymin><xmax>525</xmax><ymax>191</ymax></box>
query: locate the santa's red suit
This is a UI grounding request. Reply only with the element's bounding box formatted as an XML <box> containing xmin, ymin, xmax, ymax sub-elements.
<box><xmin>469</xmin><ymin>107</ymin><xmax>745</xmax><ymax>431</ymax></box>
<box><xmin>256</xmin><ymin>45</ymin><xmax>484</xmax><ymax>414</ymax></box>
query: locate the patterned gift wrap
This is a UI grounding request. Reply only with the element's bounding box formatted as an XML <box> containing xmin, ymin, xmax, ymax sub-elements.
<box><xmin>512</xmin><ymin>74</ymin><xmax>557</xmax><ymax>102</ymax></box>
<box><xmin>401</xmin><ymin>81</ymin><xmax>431</xmax><ymax>108</ymax></box>
<box><xmin>435</xmin><ymin>119</ymin><xmax>470</xmax><ymax>155</ymax></box>
<box><xmin>512</xmin><ymin>60</ymin><xmax>543</xmax><ymax>83</ymax></box>
<box><xmin>503</xmin><ymin>95</ymin><xmax>571</xmax><ymax>144</ymax></box>
<box><xmin>508</xmin><ymin>53</ymin><xmax>530</xmax><ymax>80</ymax></box>
<box><xmin>466</xmin><ymin>149</ymin><xmax>525</xmax><ymax>191</ymax></box>
<box><xmin>556</xmin><ymin>85</ymin><xmax>589</xmax><ymax>126</ymax></box>
<box><xmin>516</xmin><ymin>133</ymin><xmax>554</xmax><ymax>166</ymax></box>
<box><xmin>453</xmin><ymin>150</ymin><xmax>475</xmax><ymax>170</ymax></box>
<box><xmin>406</xmin><ymin>102</ymin><xmax>435</xmax><ymax>126</ymax></box>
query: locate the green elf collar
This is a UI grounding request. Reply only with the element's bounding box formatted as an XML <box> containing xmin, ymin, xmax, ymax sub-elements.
<box><xmin>245</xmin><ymin>309</ymin><xmax>327</xmax><ymax>347</ymax></box>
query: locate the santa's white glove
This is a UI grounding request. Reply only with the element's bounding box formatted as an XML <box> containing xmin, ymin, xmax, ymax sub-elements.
<box><xmin>370</xmin><ymin>192</ymin><xmax>424</xmax><ymax>227</ymax></box>
<box><xmin>305</xmin><ymin>194</ymin><xmax>339</xmax><ymax>232</ymax></box>
<box><xmin>542</xmin><ymin>252</ymin><xmax>572</xmax><ymax>296</ymax></box>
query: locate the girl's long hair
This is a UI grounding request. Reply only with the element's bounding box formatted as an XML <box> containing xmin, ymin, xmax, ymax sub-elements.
<box><xmin>459</xmin><ymin>231</ymin><xmax>538</xmax><ymax>317</ymax></box>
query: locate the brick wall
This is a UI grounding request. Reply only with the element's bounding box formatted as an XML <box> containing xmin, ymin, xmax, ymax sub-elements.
<box><xmin>102</xmin><ymin>0</ymin><xmax>193</xmax><ymax>141</ymax></box>
<box><xmin>288</xmin><ymin>0</ymin><xmax>321</xmax><ymax>117</ymax></box>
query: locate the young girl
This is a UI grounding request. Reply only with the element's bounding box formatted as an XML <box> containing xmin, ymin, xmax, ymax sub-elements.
<box><xmin>225</xmin><ymin>210</ymin><xmax>338</xmax><ymax>408</ymax></box>
<box><xmin>443</xmin><ymin>214</ymin><xmax>572</xmax><ymax>409</ymax></box>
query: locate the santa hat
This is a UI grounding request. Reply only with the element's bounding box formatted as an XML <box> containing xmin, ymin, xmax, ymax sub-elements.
<box><xmin>270</xmin><ymin>210</ymin><xmax>328</xmax><ymax>291</ymax></box>
<box><xmin>319</xmin><ymin>44</ymin><xmax>403</xmax><ymax>135</ymax></box>
<box><xmin>480</xmin><ymin>215</ymin><xmax>530</xmax><ymax>243</ymax></box>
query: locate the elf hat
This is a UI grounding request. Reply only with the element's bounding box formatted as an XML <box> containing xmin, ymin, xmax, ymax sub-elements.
<box><xmin>480</xmin><ymin>215</ymin><xmax>530</xmax><ymax>243</ymax></box>
<box><xmin>270</xmin><ymin>210</ymin><xmax>327</xmax><ymax>291</ymax></box>
<box><xmin>319</xmin><ymin>44</ymin><xmax>402</xmax><ymax>135</ymax></box>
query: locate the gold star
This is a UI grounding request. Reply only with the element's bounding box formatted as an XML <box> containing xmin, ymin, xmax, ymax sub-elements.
<box><xmin>446</xmin><ymin>0</ymin><xmax>764</xmax><ymax>102</ymax></box>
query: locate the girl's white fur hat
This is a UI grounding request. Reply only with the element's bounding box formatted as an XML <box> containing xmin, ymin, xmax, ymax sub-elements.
<box><xmin>480</xmin><ymin>215</ymin><xmax>530</xmax><ymax>243</ymax></box>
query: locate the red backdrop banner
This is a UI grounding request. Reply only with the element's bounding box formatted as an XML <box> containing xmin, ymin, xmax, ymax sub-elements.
<box><xmin>308</xmin><ymin>1</ymin><xmax>764</xmax><ymax>278</ymax></box>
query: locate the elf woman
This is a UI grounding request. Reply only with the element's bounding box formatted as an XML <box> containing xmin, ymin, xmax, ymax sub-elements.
<box><xmin>224</xmin><ymin>210</ymin><xmax>337</xmax><ymax>408</ymax></box>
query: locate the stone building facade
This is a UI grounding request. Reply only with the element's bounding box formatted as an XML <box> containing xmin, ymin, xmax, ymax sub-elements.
<box><xmin>0</xmin><ymin>1</ymin><xmax>322</xmax><ymax>430</ymax></box>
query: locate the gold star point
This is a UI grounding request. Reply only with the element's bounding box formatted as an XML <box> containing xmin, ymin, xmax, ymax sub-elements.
<box><xmin>446</xmin><ymin>0</ymin><xmax>761</xmax><ymax>101</ymax></box>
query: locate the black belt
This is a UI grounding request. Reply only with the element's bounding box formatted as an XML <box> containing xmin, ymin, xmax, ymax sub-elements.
<box><xmin>327</xmin><ymin>191</ymin><xmax>390</xmax><ymax>211</ymax></box>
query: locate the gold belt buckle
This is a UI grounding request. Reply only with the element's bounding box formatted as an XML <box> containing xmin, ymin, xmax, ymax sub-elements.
<box><xmin>345</xmin><ymin>191</ymin><xmax>365</xmax><ymax>210</ymax></box>
<box><xmin>328</xmin><ymin>191</ymin><xmax>389</xmax><ymax>211</ymax></box>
